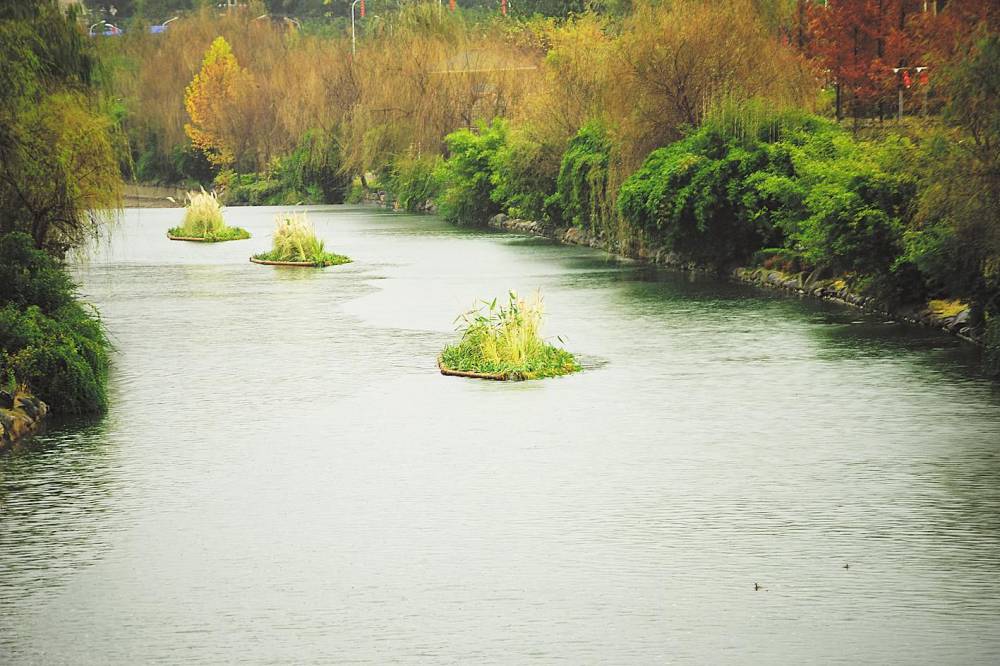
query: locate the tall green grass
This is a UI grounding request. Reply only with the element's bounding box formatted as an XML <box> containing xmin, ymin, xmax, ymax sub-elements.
<box><xmin>252</xmin><ymin>212</ymin><xmax>351</xmax><ymax>267</ymax></box>
<box><xmin>440</xmin><ymin>291</ymin><xmax>579</xmax><ymax>380</ymax></box>
<box><xmin>168</xmin><ymin>189</ymin><xmax>250</xmax><ymax>241</ymax></box>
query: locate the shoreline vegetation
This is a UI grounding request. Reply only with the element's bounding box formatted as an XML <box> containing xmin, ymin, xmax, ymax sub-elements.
<box><xmin>166</xmin><ymin>190</ymin><xmax>250</xmax><ymax>242</ymax></box>
<box><xmin>439</xmin><ymin>292</ymin><xmax>580</xmax><ymax>381</ymax></box>
<box><xmin>2</xmin><ymin>2</ymin><xmax>120</xmax><ymax>445</ymax></box>
<box><xmin>486</xmin><ymin>213</ymin><xmax>982</xmax><ymax>344</ymax></box>
<box><xmin>1</xmin><ymin>1</ymin><xmax>998</xmax><ymax>448</ymax></box>
<box><xmin>94</xmin><ymin>2</ymin><xmax>996</xmax><ymax>377</ymax></box>
<box><xmin>251</xmin><ymin>213</ymin><xmax>351</xmax><ymax>268</ymax></box>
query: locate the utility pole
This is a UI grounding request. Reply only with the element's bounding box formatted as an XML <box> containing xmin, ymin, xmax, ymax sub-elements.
<box><xmin>892</xmin><ymin>66</ymin><xmax>927</xmax><ymax>122</ymax></box>
<box><xmin>351</xmin><ymin>0</ymin><xmax>361</xmax><ymax>57</ymax></box>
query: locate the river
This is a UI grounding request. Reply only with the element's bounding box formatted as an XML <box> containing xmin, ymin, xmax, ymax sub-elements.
<box><xmin>2</xmin><ymin>205</ymin><xmax>1000</xmax><ymax>663</ymax></box>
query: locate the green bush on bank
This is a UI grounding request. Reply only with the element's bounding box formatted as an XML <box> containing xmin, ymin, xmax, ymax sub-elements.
<box><xmin>0</xmin><ymin>233</ymin><xmax>109</xmax><ymax>414</ymax></box>
<box><xmin>436</xmin><ymin>119</ymin><xmax>507</xmax><ymax>225</ymax></box>
<box><xmin>381</xmin><ymin>151</ymin><xmax>442</xmax><ymax>212</ymax></box>
<box><xmin>218</xmin><ymin>130</ymin><xmax>350</xmax><ymax>206</ymax></box>
<box><xmin>489</xmin><ymin>127</ymin><xmax>564</xmax><ymax>225</ymax></box>
<box><xmin>555</xmin><ymin>121</ymin><xmax>614</xmax><ymax>233</ymax></box>
<box><xmin>617</xmin><ymin>107</ymin><xmax>917</xmax><ymax>284</ymax></box>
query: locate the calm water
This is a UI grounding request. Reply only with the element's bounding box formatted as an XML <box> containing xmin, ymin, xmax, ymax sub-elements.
<box><xmin>2</xmin><ymin>206</ymin><xmax>1000</xmax><ymax>664</ymax></box>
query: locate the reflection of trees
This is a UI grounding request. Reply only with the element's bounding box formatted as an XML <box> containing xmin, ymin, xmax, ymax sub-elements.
<box><xmin>0</xmin><ymin>415</ymin><xmax>117</xmax><ymax>599</ymax></box>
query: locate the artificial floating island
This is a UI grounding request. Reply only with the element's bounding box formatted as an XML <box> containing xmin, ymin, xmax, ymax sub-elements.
<box><xmin>250</xmin><ymin>212</ymin><xmax>351</xmax><ymax>267</ymax></box>
<box><xmin>438</xmin><ymin>291</ymin><xmax>580</xmax><ymax>381</ymax></box>
<box><xmin>167</xmin><ymin>189</ymin><xmax>250</xmax><ymax>242</ymax></box>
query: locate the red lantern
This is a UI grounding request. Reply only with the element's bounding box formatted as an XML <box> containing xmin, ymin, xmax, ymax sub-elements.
<box><xmin>919</xmin><ymin>70</ymin><xmax>929</xmax><ymax>86</ymax></box>
<box><xmin>360</xmin><ymin>0</ymin><xmax>365</xmax><ymax>18</ymax></box>
<box><xmin>902</xmin><ymin>70</ymin><xmax>912</xmax><ymax>88</ymax></box>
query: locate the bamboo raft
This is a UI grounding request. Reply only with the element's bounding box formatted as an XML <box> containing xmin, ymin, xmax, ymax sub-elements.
<box><xmin>167</xmin><ymin>234</ymin><xmax>213</xmax><ymax>242</ymax></box>
<box><xmin>437</xmin><ymin>356</ymin><xmax>511</xmax><ymax>381</ymax></box>
<box><xmin>249</xmin><ymin>257</ymin><xmax>320</xmax><ymax>267</ymax></box>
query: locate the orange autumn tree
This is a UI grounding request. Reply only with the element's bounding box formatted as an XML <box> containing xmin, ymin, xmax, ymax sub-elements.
<box><xmin>184</xmin><ymin>36</ymin><xmax>250</xmax><ymax>168</ymax></box>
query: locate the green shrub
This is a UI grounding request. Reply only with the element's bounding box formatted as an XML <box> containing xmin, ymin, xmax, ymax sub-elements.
<box><xmin>436</xmin><ymin>119</ymin><xmax>507</xmax><ymax>225</ymax></box>
<box><xmin>218</xmin><ymin>170</ymin><xmax>291</xmax><ymax>206</ymax></box>
<box><xmin>383</xmin><ymin>151</ymin><xmax>442</xmax><ymax>212</ymax></box>
<box><xmin>0</xmin><ymin>232</ymin><xmax>76</xmax><ymax>311</ymax></box>
<box><xmin>555</xmin><ymin>121</ymin><xmax>612</xmax><ymax>232</ymax></box>
<box><xmin>618</xmin><ymin>107</ymin><xmax>917</xmax><ymax>277</ymax></box>
<box><xmin>617</xmin><ymin>124</ymin><xmax>789</xmax><ymax>266</ymax></box>
<box><xmin>792</xmin><ymin>137</ymin><xmax>916</xmax><ymax>280</ymax></box>
<box><xmin>345</xmin><ymin>179</ymin><xmax>366</xmax><ymax>204</ymax></box>
<box><xmin>489</xmin><ymin>127</ymin><xmax>563</xmax><ymax>224</ymax></box>
<box><xmin>218</xmin><ymin>130</ymin><xmax>351</xmax><ymax>206</ymax></box>
<box><xmin>0</xmin><ymin>233</ymin><xmax>109</xmax><ymax>414</ymax></box>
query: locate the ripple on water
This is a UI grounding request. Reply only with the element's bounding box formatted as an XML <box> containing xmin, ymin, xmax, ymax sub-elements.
<box><xmin>1</xmin><ymin>206</ymin><xmax>999</xmax><ymax>664</ymax></box>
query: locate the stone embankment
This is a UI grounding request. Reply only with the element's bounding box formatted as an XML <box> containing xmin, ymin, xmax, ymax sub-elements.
<box><xmin>124</xmin><ymin>184</ymin><xmax>188</xmax><ymax>208</ymax></box>
<box><xmin>483</xmin><ymin>213</ymin><xmax>979</xmax><ymax>344</ymax></box>
<box><xmin>361</xmin><ymin>194</ymin><xmax>977</xmax><ymax>344</ymax></box>
<box><xmin>0</xmin><ymin>391</ymin><xmax>48</xmax><ymax>449</ymax></box>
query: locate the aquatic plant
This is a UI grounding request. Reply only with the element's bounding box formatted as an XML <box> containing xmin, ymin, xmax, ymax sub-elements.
<box><xmin>167</xmin><ymin>189</ymin><xmax>250</xmax><ymax>241</ymax></box>
<box><xmin>440</xmin><ymin>291</ymin><xmax>579</xmax><ymax>380</ymax></box>
<box><xmin>252</xmin><ymin>212</ymin><xmax>351</xmax><ymax>267</ymax></box>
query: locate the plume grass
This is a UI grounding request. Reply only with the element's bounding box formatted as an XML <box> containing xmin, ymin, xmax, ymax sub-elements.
<box><xmin>440</xmin><ymin>291</ymin><xmax>579</xmax><ymax>380</ymax></box>
<box><xmin>167</xmin><ymin>189</ymin><xmax>250</xmax><ymax>241</ymax></box>
<box><xmin>252</xmin><ymin>212</ymin><xmax>351</xmax><ymax>267</ymax></box>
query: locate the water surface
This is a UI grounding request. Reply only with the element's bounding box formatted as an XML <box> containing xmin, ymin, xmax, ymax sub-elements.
<box><xmin>2</xmin><ymin>206</ymin><xmax>999</xmax><ymax>663</ymax></box>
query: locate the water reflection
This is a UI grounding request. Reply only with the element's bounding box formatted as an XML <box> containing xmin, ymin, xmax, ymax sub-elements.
<box><xmin>0</xmin><ymin>413</ymin><xmax>119</xmax><ymax>597</ymax></box>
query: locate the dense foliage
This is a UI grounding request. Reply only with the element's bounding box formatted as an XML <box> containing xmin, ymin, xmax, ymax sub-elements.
<box><xmin>0</xmin><ymin>1</ymin><xmax>121</xmax><ymax>255</ymax></box>
<box><xmin>56</xmin><ymin>1</ymin><xmax>1000</xmax><ymax>377</ymax></box>
<box><xmin>435</xmin><ymin>120</ymin><xmax>507</xmax><ymax>225</ymax></box>
<box><xmin>0</xmin><ymin>1</ymin><xmax>120</xmax><ymax>415</ymax></box>
<box><xmin>0</xmin><ymin>234</ymin><xmax>110</xmax><ymax>414</ymax></box>
<box><xmin>618</xmin><ymin>108</ymin><xmax>918</xmax><ymax>285</ymax></box>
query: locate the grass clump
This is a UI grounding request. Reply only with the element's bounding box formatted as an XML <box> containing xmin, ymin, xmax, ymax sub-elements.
<box><xmin>167</xmin><ymin>190</ymin><xmax>250</xmax><ymax>242</ymax></box>
<box><xmin>252</xmin><ymin>213</ymin><xmax>351</xmax><ymax>267</ymax></box>
<box><xmin>440</xmin><ymin>291</ymin><xmax>580</xmax><ymax>380</ymax></box>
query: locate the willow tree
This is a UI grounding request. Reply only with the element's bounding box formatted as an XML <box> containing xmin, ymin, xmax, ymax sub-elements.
<box><xmin>0</xmin><ymin>1</ymin><xmax>122</xmax><ymax>255</ymax></box>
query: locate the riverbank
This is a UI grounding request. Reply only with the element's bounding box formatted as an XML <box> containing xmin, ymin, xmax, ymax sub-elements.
<box><xmin>0</xmin><ymin>392</ymin><xmax>48</xmax><ymax>450</ymax></box>
<box><xmin>123</xmin><ymin>184</ymin><xmax>187</xmax><ymax>208</ymax></box>
<box><xmin>483</xmin><ymin>213</ymin><xmax>980</xmax><ymax>346</ymax></box>
<box><xmin>362</xmin><ymin>191</ymin><xmax>978</xmax><ymax>346</ymax></box>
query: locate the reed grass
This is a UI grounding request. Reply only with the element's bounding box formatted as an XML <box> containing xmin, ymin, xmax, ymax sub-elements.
<box><xmin>252</xmin><ymin>212</ymin><xmax>351</xmax><ymax>267</ymax></box>
<box><xmin>167</xmin><ymin>189</ymin><xmax>250</xmax><ymax>241</ymax></box>
<box><xmin>440</xmin><ymin>291</ymin><xmax>579</xmax><ymax>380</ymax></box>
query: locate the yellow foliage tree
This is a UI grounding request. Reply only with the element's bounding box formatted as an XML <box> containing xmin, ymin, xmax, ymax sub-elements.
<box><xmin>184</xmin><ymin>36</ymin><xmax>249</xmax><ymax>167</ymax></box>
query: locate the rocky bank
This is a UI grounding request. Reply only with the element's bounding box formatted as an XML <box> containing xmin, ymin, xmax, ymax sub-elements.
<box><xmin>361</xmin><ymin>194</ymin><xmax>979</xmax><ymax>345</ymax></box>
<box><xmin>0</xmin><ymin>391</ymin><xmax>48</xmax><ymax>450</ymax></box>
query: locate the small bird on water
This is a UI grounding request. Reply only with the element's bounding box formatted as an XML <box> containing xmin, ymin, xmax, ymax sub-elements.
<box><xmin>844</xmin><ymin>563</ymin><xmax>850</xmax><ymax>569</ymax></box>
<box><xmin>754</xmin><ymin>582</ymin><xmax>765</xmax><ymax>591</ymax></box>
